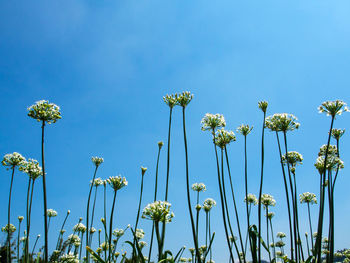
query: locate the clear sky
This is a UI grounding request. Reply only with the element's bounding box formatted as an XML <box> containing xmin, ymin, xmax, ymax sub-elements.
<box><xmin>1</xmin><ymin>1</ymin><xmax>350</xmax><ymax>262</ymax></box>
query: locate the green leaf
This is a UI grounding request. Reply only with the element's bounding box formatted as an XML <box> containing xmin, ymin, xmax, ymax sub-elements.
<box><xmin>86</xmin><ymin>246</ymin><xmax>106</xmax><ymax>263</ymax></box>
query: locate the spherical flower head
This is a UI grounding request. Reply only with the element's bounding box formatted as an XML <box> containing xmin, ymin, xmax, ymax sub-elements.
<box><xmin>19</xmin><ymin>159</ymin><xmax>43</xmax><ymax>179</ymax></box>
<box><xmin>142</xmin><ymin>200</ymin><xmax>175</xmax><ymax>223</ymax></box>
<box><xmin>158</xmin><ymin>141</ymin><xmax>164</xmax><ymax>149</ymax></box>
<box><xmin>318</xmin><ymin>144</ymin><xmax>338</xmax><ymax>157</ymax></box>
<box><xmin>27</xmin><ymin>100</ymin><xmax>61</xmax><ymax>124</ymax></box>
<box><xmin>163</xmin><ymin>94</ymin><xmax>178</xmax><ymax>108</ymax></box>
<box><xmin>265</xmin><ymin>113</ymin><xmax>300</xmax><ymax>132</ymax></box>
<box><xmin>201</xmin><ymin>113</ymin><xmax>226</xmax><ymax>131</ymax></box>
<box><xmin>176</xmin><ymin>91</ymin><xmax>194</xmax><ymax>107</ymax></box>
<box><xmin>107</xmin><ymin>175</ymin><xmax>128</xmax><ymax>191</ymax></box>
<box><xmin>214</xmin><ymin>128</ymin><xmax>236</xmax><ymax>148</ymax></box>
<box><xmin>46</xmin><ymin>209</ymin><xmax>57</xmax><ymax>218</ymax></box>
<box><xmin>300</xmin><ymin>192</ymin><xmax>317</xmax><ymax>204</ymax></box>
<box><xmin>258</xmin><ymin>101</ymin><xmax>268</xmax><ymax>113</ymax></box>
<box><xmin>73</xmin><ymin>223</ymin><xmax>87</xmax><ymax>233</ymax></box>
<box><xmin>67</xmin><ymin>234</ymin><xmax>81</xmax><ymax>246</ymax></box>
<box><xmin>331</xmin><ymin>128</ymin><xmax>345</xmax><ymax>140</ymax></box>
<box><xmin>244</xmin><ymin>194</ymin><xmax>258</xmax><ymax>205</ymax></box>
<box><xmin>67</xmin><ymin>210</ymin><xmax>71</xmax><ymax>214</ymax></box>
<box><xmin>203</xmin><ymin>198</ymin><xmax>216</xmax><ymax>212</ymax></box>
<box><xmin>112</xmin><ymin>228</ymin><xmax>125</xmax><ymax>238</ymax></box>
<box><xmin>100</xmin><ymin>241</ymin><xmax>114</xmax><ymax>251</ymax></box>
<box><xmin>282</xmin><ymin>151</ymin><xmax>303</xmax><ymax>167</ymax></box>
<box><xmin>275</xmin><ymin>240</ymin><xmax>285</xmax><ymax>248</ymax></box>
<box><xmin>318</xmin><ymin>100</ymin><xmax>349</xmax><ymax>117</ymax></box>
<box><xmin>138</xmin><ymin>241</ymin><xmax>147</xmax><ymax>249</ymax></box>
<box><xmin>314</xmin><ymin>155</ymin><xmax>344</xmax><ymax>174</ymax></box>
<box><xmin>60</xmin><ymin>252</ymin><xmax>79</xmax><ymax>263</ymax></box>
<box><xmin>260</xmin><ymin>194</ymin><xmax>276</xmax><ymax>208</ymax></box>
<box><xmin>1</xmin><ymin>224</ymin><xmax>16</xmax><ymax>233</ymax></box>
<box><xmin>141</xmin><ymin>166</ymin><xmax>147</xmax><ymax>176</ymax></box>
<box><xmin>91</xmin><ymin>157</ymin><xmax>104</xmax><ymax>167</ymax></box>
<box><xmin>195</xmin><ymin>204</ymin><xmax>202</xmax><ymax>211</ymax></box>
<box><xmin>191</xmin><ymin>182</ymin><xmax>206</xmax><ymax>192</ymax></box>
<box><xmin>91</xmin><ymin>177</ymin><xmax>103</xmax><ymax>187</ymax></box>
<box><xmin>18</xmin><ymin>216</ymin><xmax>24</xmax><ymax>222</ymax></box>
<box><xmin>277</xmin><ymin>232</ymin><xmax>286</xmax><ymax>239</ymax></box>
<box><xmin>135</xmin><ymin>228</ymin><xmax>145</xmax><ymax>240</ymax></box>
<box><xmin>2</xmin><ymin>152</ymin><xmax>26</xmax><ymax>168</ymax></box>
<box><xmin>237</xmin><ymin>124</ymin><xmax>253</xmax><ymax>136</ymax></box>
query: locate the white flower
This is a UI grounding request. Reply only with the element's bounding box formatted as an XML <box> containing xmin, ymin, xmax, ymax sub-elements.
<box><xmin>27</xmin><ymin>100</ymin><xmax>61</xmax><ymax>124</ymax></box>
<box><xmin>91</xmin><ymin>177</ymin><xmax>104</xmax><ymax>187</ymax></box>
<box><xmin>19</xmin><ymin>159</ymin><xmax>42</xmax><ymax>179</ymax></box>
<box><xmin>142</xmin><ymin>201</ymin><xmax>175</xmax><ymax>223</ymax></box>
<box><xmin>265</xmin><ymin>113</ymin><xmax>300</xmax><ymax>132</ymax></box>
<box><xmin>237</xmin><ymin>124</ymin><xmax>253</xmax><ymax>136</ymax></box>
<box><xmin>300</xmin><ymin>192</ymin><xmax>317</xmax><ymax>204</ymax></box>
<box><xmin>203</xmin><ymin>198</ymin><xmax>216</xmax><ymax>212</ymax></box>
<box><xmin>2</xmin><ymin>152</ymin><xmax>26</xmax><ymax>168</ymax></box>
<box><xmin>112</xmin><ymin>228</ymin><xmax>125</xmax><ymax>238</ymax></box>
<box><xmin>107</xmin><ymin>175</ymin><xmax>128</xmax><ymax>191</ymax></box>
<box><xmin>73</xmin><ymin>223</ymin><xmax>87</xmax><ymax>233</ymax></box>
<box><xmin>91</xmin><ymin>157</ymin><xmax>104</xmax><ymax>167</ymax></box>
<box><xmin>1</xmin><ymin>224</ymin><xmax>16</xmax><ymax>233</ymax></box>
<box><xmin>214</xmin><ymin>128</ymin><xmax>236</xmax><ymax>148</ymax></box>
<box><xmin>60</xmin><ymin>252</ymin><xmax>79</xmax><ymax>263</ymax></box>
<box><xmin>244</xmin><ymin>194</ymin><xmax>258</xmax><ymax>205</ymax></box>
<box><xmin>318</xmin><ymin>100</ymin><xmax>349</xmax><ymax>117</ymax></box>
<box><xmin>191</xmin><ymin>183</ymin><xmax>206</xmax><ymax>192</ymax></box>
<box><xmin>46</xmin><ymin>209</ymin><xmax>57</xmax><ymax>218</ymax></box>
<box><xmin>260</xmin><ymin>194</ymin><xmax>276</xmax><ymax>207</ymax></box>
<box><xmin>135</xmin><ymin>228</ymin><xmax>145</xmax><ymax>239</ymax></box>
<box><xmin>201</xmin><ymin>113</ymin><xmax>226</xmax><ymax>131</ymax></box>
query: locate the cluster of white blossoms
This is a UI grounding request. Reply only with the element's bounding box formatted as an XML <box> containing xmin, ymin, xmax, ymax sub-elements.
<box><xmin>275</xmin><ymin>240</ymin><xmax>286</xmax><ymax>248</ymax></box>
<box><xmin>27</xmin><ymin>100</ymin><xmax>62</xmax><ymax>124</ymax></box>
<box><xmin>138</xmin><ymin>241</ymin><xmax>147</xmax><ymax>249</ymax></box>
<box><xmin>142</xmin><ymin>201</ymin><xmax>174</xmax><ymax>223</ymax></box>
<box><xmin>2</xmin><ymin>152</ymin><xmax>26</xmax><ymax>168</ymax></box>
<box><xmin>46</xmin><ymin>209</ymin><xmax>57</xmax><ymax>218</ymax></box>
<box><xmin>237</xmin><ymin>124</ymin><xmax>253</xmax><ymax>136</ymax></box>
<box><xmin>260</xmin><ymin>194</ymin><xmax>276</xmax><ymax>208</ymax></box>
<box><xmin>107</xmin><ymin>175</ymin><xmax>128</xmax><ymax>191</ymax></box>
<box><xmin>19</xmin><ymin>159</ymin><xmax>42</xmax><ymax>180</ymax></box>
<box><xmin>112</xmin><ymin>228</ymin><xmax>125</xmax><ymax>238</ymax></box>
<box><xmin>244</xmin><ymin>194</ymin><xmax>258</xmax><ymax>205</ymax></box>
<box><xmin>91</xmin><ymin>157</ymin><xmax>104</xmax><ymax>167</ymax></box>
<box><xmin>100</xmin><ymin>241</ymin><xmax>114</xmax><ymax>251</ymax></box>
<box><xmin>314</xmin><ymin>144</ymin><xmax>344</xmax><ymax>174</ymax></box>
<box><xmin>331</xmin><ymin>128</ymin><xmax>345</xmax><ymax>140</ymax></box>
<box><xmin>18</xmin><ymin>216</ymin><xmax>24</xmax><ymax>222</ymax></box>
<box><xmin>258</xmin><ymin>101</ymin><xmax>268</xmax><ymax>113</ymax></box>
<box><xmin>135</xmin><ymin>228</ymin><xmax>145</xmax><ymax>240</ymax></box>
<box><xmin>203</xmin><ymin>198</ymin><xmax>216</xmax><ymax>212</ymax></box>
<box><xmin>163</xmin><ymin>91</ymin><xmax>194</xmax><ymax>108</ymax></box>
<box><xmin>318</xmin><ymin>100</ymin><xmax>349</xmax><ymax>117</ymax></box>
<box><xmin>1</xmin><ymin>224</ymin><xmax>16</xmax><ymax>233</ymax></box>
<box><xmin>282</xmin><ymin>151</ymin><xmax>303</xmax><ymax>167</ymax></box>
<box><xmin>60</xmin><ymin>252</ymin><xmax>79</xmax><ymax>263</ymax></box>
<box><xmin>191</xmin><ymin>183</ymin><xmax>206</xmax><ymax>192</ymax></box>
<box><xmin>318</xmin><ymin>144</ymin><xmax>338</xmax><ymax>157</ymax></box>
<box><xmin>91</xmin><ymin>177</ymin><xmax>104</xmax><ymax>187</ymax></box>
<box><xmin>214</xmin><ymin>128</ymin><xmax>236</xmax><ymax>148</ymax></box>
<box><xmin>201</xmin><ymin>113</ymin><xmax>226</xmax><ymax>131</ymax></box>
<box><xmin>73</xmin><ymin>223</ymin><xmax>87</xmax><ymax>233</ymax></box>
<box><xmin>276</xmin><ymin>232</ymin><xmax>286</xmax><ymax>239</ymax></box>
<box><xmin>300</xmin><ymin>192</ymin><xmax>317</xmax><ymax>204</ymax></box>
<box><xmin>67</xmin><ymin>234</ymin><xmax>81</xmax><ymax>247</ymax></box>
<box><xmin>265</xmin><ymin>113</ymin><xmax>300</xmax><ymax>132</ymax></box>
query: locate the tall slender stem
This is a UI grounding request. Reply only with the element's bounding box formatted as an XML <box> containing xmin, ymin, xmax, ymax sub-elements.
<box><xmin>307</xmin><ymin>203</ymin><xmax>314</xmax><ymax>252</ymax></box>
<box><xmin>133</xmin><ymin>173</ymin><xmax>145</xmax><ymax>258</ymax></box>
<box><xmin>17</xmin><ymin>219</ymin><xmax>22</xmax><ymax>262</ymax></box>
<box><xmin>25</xmin><ymin>177</ymin><xmax>32</xmax><ymax>263</ymax></box>
<box><xmin>108</xmin><ymin>190</ymin><xmax>118</xmax><ymax>262</ymax></box>
<box><xmin>266</xmin><ymin>207</ymin><xmax>271</xmax><ymax>262</ymax></box>
<box><xmin>89</xmin><ymin>186</ymin><xmax>98</xmax><ymax>245</ymax></box>
<box><xmin>56</xmin><ymin>211</ymin><xmax>70</xmax><ymax>250</ymax></box>
<box><xmin>269</xmin><ymin>217</ymin><xmax>276</xmax><ymax>261</ymax></box>
<box><xmin>243</xmin><ymin>135</ymin><xmax>252</xmax><ymax>260</ymax></box>
<box><xmin>7</xmin><ymin>167</ymin><xmax>15</xmax><ymax>263</ymax></box>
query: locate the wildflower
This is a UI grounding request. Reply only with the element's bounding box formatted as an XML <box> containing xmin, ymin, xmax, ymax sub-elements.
<box><xmin>191</xmin><ymin>183</ymin><xmax>206</xmax><ymax>192</ymax></box>
<box><xmin>135</xmin><ymin>228</ymin><xmax>145</xmax><ymax>240</ymax></box>
<box><xmin>244</xmin><ymin>194</ymin><xmax>258</xmax><ymax>205</ymax></box>
<box><xmin>89</xmin><ymin>227</ymin><xmax>96</xmax><ymax>233</ymax></box>
<box><xmin>189</xmin><ymin>248</ymin><xmax>195</xmax><ymax>255</ymax></box>
<box><xmin>195</xmin><ymin>204</ymin><xmax>202</xmax><ymax>211</ymax></box>
<box><xmin>199</xmin><ymin>245</ymin><xmax>207</xmax><ymax>254</ymax></box>
<box><xmin>282</xmin><ymin>151</ymin><xmax>303</xmax><ymax>167</ymax></box>
<box><xmin>300</xmin><ymin>192</ymin><xmax>317</xmax><ymax>204</ymax></box>
<box><xmin>318</xmin><ymin>100</ymin><xmax>349</xmax><ymax>117</ymax></box>
<box><xmin>201</xmin><ymin>113</ymin><xmax>226</xmax><ymax>131</ymax></box>
<box><xmin>260</xmin><ymin>194</ymin><xmax>276</xmax><ymax>208</ymax></box>
<box><xmin>46</xmin><ymin>209</ymin><xmax>57</xmax><ymax>218</ymax></box>
<box><xmin>258</xmin><ymin>101</ymin><xmax>268</xmax><ymax>113</ymax></box>
<box><xmin>73</xmin><ymin>223</ymin><xmax>87</xmax><ymax>233</ymax></box>
<box><xmin>141</xmin><ymin>166</ymin><xmax>147</xmax><ymax>176</ymax></box>
<box><xmin>267</xmin><ymin>212</ymin><xmax>275</xmax><ymax>219</ymax></box>
<box><xmin>67</xmin><ymin>234</ymin><xmax>80</xmax><ymax>246</ymax></box>
<box><xmin>277</xmin><ymin>232</ymin><xmax>286</xmax><ymax>239</ymax></box>
<box><xmin>237</xmin><ymin>124</ymin><xmax>253</xmax><ymax>136</ymax></box>
<box><xmin>163</xmin><ymin>94</ymin><xmax>178</xmax><ymax>108</ymax></box>
<box><xmin>100</xmin><ymin>241</ymin><xmax>114</xmax><ymax>251</ymax></box>
<box><xmin>18</xmin><ymin>216</ymin><xmax>24</xmax><ymax>222</ymax></box>
<box><xmin>91</xmin><ymin>177</ymin><xmax>103</xmax><ymax>187</ymax></box>
<box><xmin>331</xmin><ymin>128</ymin><xmax>345</xmax><ymax>140</ymax></box>
<box><xmin>318</xmin><ymin>144</ymin><xmax>338</xmax><ymax>157</ymax></box>
<box><xmin>138</xmin><ymin>241</ymin><xmax>147</xmax><ymax>249</ymax></box>
<box><xmin>60</xmin><ymin>252</ymin><xmax>79</xmax><ymax>263</ymax></box>
<box><xmin>91</xmin><ymin>157</ymin><xmax>104</xmax><ymax>167</ymax></box>
<box><xmin>19</xmin><ymin>159</ymin><xmax>43</xmax><ymax>179</ymax></box>
<box><xmin>142</xmin><ymin>201</ymin><xmax>174</xmax><ymax>223</ymax></box>
<box><xmin>2</xmin><ymin>152</ymin><xmax>26</xmax><ymax>168</ymax></box>
<box><xmin>265</xmin><ymin>113</ymin><xmax>300</xmax><ymax>132</ymax></box>
<box><xmin>158</xmin><ymin>141</ymin><xmax>164</xmax><ymax>148</ymax></box>
<box><xmin>112</xmin><ymin>228</ymin><xmax>125</xmax><ymax>238</ymax></box>
<box><xmin>275</xmin><ymin>240</ymin><xmax>285</xmax><ymax>248</ymax></box>
<box><xmin>107</xmin><ymin>175</ymin><xmax>128</xmax><ymax>191</ymax></box>
<box><xmin>314</xmin><ymin>155</ymin><xmax>344</xmax><ymax>174</ymax></box>
<box><xmin>1</xmin><ymin>224</ymin><xmax>16</xmax><ymax>233</ymax></box>
<box><xmin>176</xmin><ymin>91</ymin><xmax>194</xmax><ymax>107</ymax></box>
<box><xmin>203</xmin><ymin>198</ymin><xmax>216</xmax><ymax>212</ymax></box>
<box><xmin>214</xmin><ymin>128</ymin><xmax>236</xmax><ymax>148</ymax></box>
<box><xmin>27</xmin><ymin>100</ymin><xmax>61</xmax><ymax>124</ymax></box>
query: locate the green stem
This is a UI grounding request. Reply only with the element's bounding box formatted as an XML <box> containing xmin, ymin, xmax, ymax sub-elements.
<box><xmin>133</xmin><ymin>173</ymin><xmax>145</xmax><ymax>258</ymax></box>
<box><xmin>266</xmin><ymin>206</ymin><xmax>271</xmax><ymax>262</ymax></box>
<box><xmin>269</xmin><ymin>217</ymin><xmax>276</xmax><ymax>261</ymax></box>
<box><xmin>25</xmin><ymin>177</ymin><xmax>32</xmax><ymax>263</ymax></box>
<box><xmin>307</xmin><ymin>203</ymin><xmax>314</xmax><ymax>252</ymax></box>
<box><xmin>7</xmin><ymin>166</ymin><xmax>15</xmax><ymax>263</ymax></box>
<box><xmin>56</xmin><ymin>211</ymin><xmax>70</xmax><ymax>250</ymax></box>
<box><xmin>89</xmin><ymin>186</ymin><xmax>98</xmax><ymax>245</ymax></box>
<box><xmin>108</xmin><ymin>190</ymin><xmax>118</xmax><ymax>262</ymax></box>
<box><xmin>17</xmin><ymin>220</ymin><xmax>21</xmax><ymax>262</ymax></box>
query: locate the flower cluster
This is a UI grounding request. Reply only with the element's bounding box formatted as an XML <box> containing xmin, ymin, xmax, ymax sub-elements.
<box><xmin>19</xmin><ymin>159</ymin><xmax>42</xmax><ymax>179</ymax></box>
<box><xmin>314</xmin><ymin>155</ymin><xmax>344</xmax><ymax>174</ymax></box>
<box><xmin>138</xmin><ymin>241</ymin><xmax>147</xmax><ymax>249</ymax></box>
<box><xmin>265</xmin><ymin>113</ymin><xmax>300</xmax><ymax>132</ymax></box>
<box><xmin>91</xmin><ymin>177</ymin><xmax>104</xmax><ymax>187</ymax></box>
<box><xmin>18</xmin><ymin>216</ymin><xmax>24</xmax><ymax>222</ymax></box>
<box><xmin>244</xmin><ymin>194</ymin><xmax>258</xmax><ymax>205</ymax></box>
<box><xmin>27</xmin><ymin>100</ymin><xmax>61</xmax><ymax>124</ymax></box>
<box><xmin>318</xmin><ymin>100</ymin><xmax>349</xmax><ymax>117</ymax></box>
<box><xmin>163</xmin><ymin>94</ymin><xmax>177</xmax><ymax>108</ymax></box>
<box><xmin>214</xmin><ymin>128</ymin><xmax>236</xmax><ymax>148</ymax></box>
<box><xmin>107</xmin><ymin>175</ymin><xmax>128</xmax><ymax>191</ymax></box>
<box><xmin>331</xmin><ymin>128</ymin><xmax>345</xmax><ymax>140</ymax></box>
<box><xmin>277</xmin><ymin>232</ymin><xmax>286</xmax><ymax>239</ymax></box>
<box><xmin>135</xmin><ymin>228</ymin><xmax>145</xmax><ymax>240</ymax></box>
<box><xmin>91</xmin><ymin>157</ymin><xmax>104</xmax><ymax>167</ymax></box>
<box><xmin>260</xmin><ymin>194</ymin><xmax>276</xmax><ymax>208</ymax></box>
<box><xmin>1</xmin><ymin>224</ymin><xmax>16</xmax><ymax>233</ymax></box>
<box><xmin>201</xmin><ymin>113</ymin><xmax>226</xmax><ymax>131</ymax></box>
<box><xmin>2</xmin><ymin>152</ymin><xmax>26</xmax><ymax>168</ymax></box>
<box><xmin>258</xmin><ymin>101</ymin><xmax>268</xmax><ymax>113</ymax></box>
<box><xmin>163</xmin><ymin>92</ymin><xmax>194</xmax><ymax>108</ymax></box>
<box><xmin>142</xmin><ymin>201</ymin><xmax>174</xmax><ymax>223</ymax></box>
<box><xmin>237</xmin><ymin>124</ymin><xmax>253</xmax><ymax>136</ymax></box>
<box><xmin>203</xmin><ymin>198</ymin><xmax>216</xmax><ymax>212</ymax></box>
<box><xmin>318</xmin><ymin>144</ymin><xmax>338</xmax><ymax>157</ymax></box>
<box><xmin>282</xmin><ymin>151</ymin><xmax>303</xmax><ymax>167</ymax></box>
<box><xmin>300</xmin><ymin>192</ymin><xmax>317</xmax><ymax>204</ymax></box>
<box><xmin>112</xmin><ymin>228</ymin><xmax>125</xmax><ymax>238</ymax></box>
<box><xmin>60</xmin><ymin>252</ymin><xmax>79</xmax><ymax>263</ymax></box>
<box><xmin>67</xmin><ymin>234</ymin><xmax>81</xmax><ymax>247</ymax></box>
<box><xmin>191</xmin><ymin>183</ymin><xmax>206</xmax><ymax>192</ymax></box>
<box><xmin>73</xmin><ymin>223</ymin><xmax>87</xmax><ymax>233</ymax></box>
<box><xmin>46</xmin><ymin>209</ymin><xmax>58</xmax><ymax>218</ymax></box>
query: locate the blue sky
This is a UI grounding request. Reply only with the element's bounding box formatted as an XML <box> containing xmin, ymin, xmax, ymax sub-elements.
<box><xmin>1</xmin><ymin>0</ymin><xmax>350</xmax><ymax>261</ymax></box>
